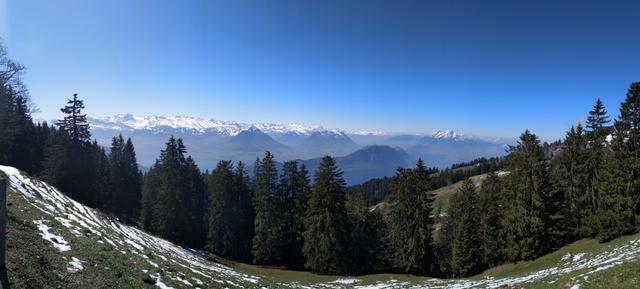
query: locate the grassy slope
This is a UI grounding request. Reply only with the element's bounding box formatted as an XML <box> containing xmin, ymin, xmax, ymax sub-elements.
<box><xmin>2</xmin><ymin>166</ymin><xmax>639</xmax><ymax>289</ymax></box>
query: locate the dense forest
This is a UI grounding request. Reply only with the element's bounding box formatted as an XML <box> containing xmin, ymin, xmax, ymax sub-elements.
<box><xmin>2</xmin><ymin>42</ymin><xmax>640</xmax><ymax>278</ymax></box>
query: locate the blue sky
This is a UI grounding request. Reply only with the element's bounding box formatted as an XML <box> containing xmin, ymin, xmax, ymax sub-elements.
<box><xmin>1</xmin><ymin>0</ymin><xmax>639</xmax><ymax>140</ymax></box>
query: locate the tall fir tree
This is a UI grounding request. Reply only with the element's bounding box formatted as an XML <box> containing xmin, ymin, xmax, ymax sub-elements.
<box><xmin>584</xmin><ymin>99</ymin><xmax>611</xmax><ymax>237</ymax></box>
<box><xmin>206</xmin><ymin>160</ymin><xmax>250</xmax><ymax>259</ymax></box>
<box><xmin>57</xmin><ymin>93</ymin><xmax>91</xmax><ymax>144</ymax></box>
<box><xmin>303</xmin><ymin>156</ymin><xmax>350</xmax><ymax>274</ymax></box>
<box><xmin>0</xmin><ymin>42</ymin><xmax>37</xmax><ymax>174</ymax></box>
<box><xmin>450</xmin><ymin>179</ymin><xmax>483</xmax><ymax>277</ymax></box>
<box><xmin>106</xmin><ymin>135</ymin><xmax>142</xmax><ymax>221</ymax></box>
<box><xmin>251</xmin><ymin>151</ymin><xmax>287</xmax><ymax>265</ymax></box>
<box><xmin>233</xmin><ymin>161</ymin><xmax>254</xmax><ymax>262</ymax></box>
<box><xmin>500</xmin><ymin>130</ymin><xmax>549</xmax><ymax>261</ymax></box>
<box><xmin>596</xmin><ymin>83</ymin><xmax>640</xmax><ymax>241</ymax></box>
<box><xmin>141</xmin><ymin>137</ymin><xmax>206</xmax><ymax>247</ymax></box>
<box><xmin>279</xmin><ymin>161</ymin><xmax>308</xmax><ymax>268</ymax></box>
<box><xmin>478</xmin><ymin>172</ymin><xmax>503</xmax><ymax>268</ymax></box>
<box><xmin>549</xmin><ymin>125</ymin><xmax>589</xmax><ymax>242</ymax></box>
<box><xmin>387</xmin><ymin>159</ymin><xmax>435</xmax><ymax>275</ymax></box>
<box><xmin>346</xmin><ymin>191</ymin><xmax>388</xmax><ymax>274</ymax></box>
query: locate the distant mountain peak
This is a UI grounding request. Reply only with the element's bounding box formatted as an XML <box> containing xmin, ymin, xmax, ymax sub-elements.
<box><xmin>89</xmin><ymin>114</ymin><xmax>345</xmax><ymax>137</ymax></box>
<box><xmin>432</xmin><ymin>130</ymin><xmax>465</xmax><ymax>139</ymax></box>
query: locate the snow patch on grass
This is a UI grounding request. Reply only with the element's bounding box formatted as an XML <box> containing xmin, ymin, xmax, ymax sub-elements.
<box><xmin>33</xmin><ymin>219</ymin><xmax>70</xmax><ymax>252</ymax></box>
<box><xmin>67</xmin><ymin>257</ymin><xmax>84</xmax><ymax>273</ymax></box>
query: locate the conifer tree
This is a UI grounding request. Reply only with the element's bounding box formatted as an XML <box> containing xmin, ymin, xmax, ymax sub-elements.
<box><xmin>0</xmin><ymin>42</ymin><xmax>36</xmax><ymax>173</ymax></box>
<box><xmin>303</xmin><ymin>156</ymin><xmax>349</xmax><ymax>274</ymax></box>
<box><xmin>252</xmin><ymin>151</ymin><xmax>286</xmax><ymax>265</ymax></box>
<box><xmin>500</xmin><ymin>130</ymin><xmax>549</xmax><ymax>261</ymax></box>
<box><xmin>451</xmin><ymin>179</ymin><xmax>482</xmax><ymax>277</ymax></box>
<box><xmin>549</xmin><ymin>125</ymin><xmax>589</xmax><ymax>241</ymax></box>
<box><xmin>478</xmin><ymin>172</ymin><xmax>502</xmax><ymax>267</ymax></box>
<box><xmin>205</xmin><ymin>160</ymin><xmax>252</xmax><ymax>260</ymax></box>
<box><xmin>596</xmin><ymin>83</ymin><xmax>640</xmax><ymax>241</ymax></box>
<box><xmin>279</xmin><ymin>161</ymin><xmax>307</xmax><ymax>268</ymax></box>
<box><xmin>233</xmin><ymin>162</ymin><xmax>254</xmax><ymax>261</ymax></box>
<box><xmin>106</xmin><ymin>135</ymin><xmax>142</xmax><ymax>221</ymax></box>
<box><xmin>346</xmin><ymin>191</ymin><xmax>388</xmax><ymax>274</ymax></box>
<box><xmin>57</xmin><ymin>93</ymin><xmax>91</xmax><ymax>144</ymax></box>
<box><xmin>141</xmin><ymin>137</ymin><xmax>205</xmax><ymax>247</ymax></box>
<box><xmin>387</xmin><ymin>159</ymin><xmax>435</xmax><ymax>275</ymax></box>
<box><xmin>206</xmin><ymin>160</ymin><xmax>239</xmax><ymax>258</ymax></box>
<box><xmin>584</xmin><ymin>99</ymin><xmax>611</xmax><ymax>236</ymax></box>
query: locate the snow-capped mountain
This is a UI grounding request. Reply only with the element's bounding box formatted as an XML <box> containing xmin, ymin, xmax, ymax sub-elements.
<box><xmin>89</xmin><ymin>114</ymin><xmax>337</xmax><ymax>137</ymax></box>
<box><xmin>87</xmin><ymin>114</ymin><xmax>511</xmax><ymax>181</ymax></box>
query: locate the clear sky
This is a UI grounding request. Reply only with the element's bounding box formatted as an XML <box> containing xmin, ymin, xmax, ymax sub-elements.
<box><xmin>1</xmin><ymin>0</ymin><xmax>639</xmax><ymax>140</ymax></box>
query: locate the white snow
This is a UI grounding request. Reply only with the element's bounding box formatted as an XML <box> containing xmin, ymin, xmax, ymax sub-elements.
<box><xmin>331</xmin><ymin>278</ymin><xmax>360</xmax><ymax>284</ymax></box>
<box><xmin>33</xmin><ymin>219</ymin><xmax>71</xmax><ymax>252</ymax></box>
<box><xmin>151</xmin><ymin>273</ymin><xmax>175</xmax><ymax>289</ymax></box>
<box><xmin>67</xmin><ymin>257</ymin><xmax>84</xmax><ymax>272</ymax></box>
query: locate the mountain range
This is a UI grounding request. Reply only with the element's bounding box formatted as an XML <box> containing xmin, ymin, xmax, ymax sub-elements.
<box><xmin>88</xmin><ymin>114</ymin><xmax>511</xmax><ymax>184</ymax></box>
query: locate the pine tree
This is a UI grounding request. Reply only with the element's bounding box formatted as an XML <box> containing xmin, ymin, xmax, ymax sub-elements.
<box><xmin>387</xmin><ymin>159</ymin><xmax>435</xmax><ymax>275</ymax></box>
<box><xmin>0</xmin><ymin>42</ymin><xmax>36</xmax><ymax>173</ymax></box>
<box><xmin>279</xmin><ymin>161</ymin><xmax>307</xmax><ymax>268</ymax></box>
<box><xmin>139</xmin><ymin>165</ymin><xmax>160</xmax><ymax>229</ymax></box>
<box><xmin>549</xmin><ymin>125</ymin><xmax>589</xmax><ymax>242</ymax></box>
<box><xmin>303</xmin><ymin>156</ymin><xmax>349</xmax><ymax>274</ymax></box>
<box><xmin>206</xmin><ymin>160</ymin><xmax>245</xmax><ymax>259</ymax></box>
<box><xmin>57</xmin><ymin>93</ymin><xmax>91</xmax><ymax>144</ymax></box>
<box><xmin>500</xmin><ymin>130</ymin><xmax>549</xmax><ymax>261</ymax></box>
<box><xmin>251</xmin><ymin>151</ymin><xmax>286</xmax><ymax>265</ymax></box>
<box><xmin>451</xmin><ymin>179</ymin><xmax>482</xmax><ymax>277</ymax></box>
<box><xmin>346</xmin><ymin>191</ymin><xmax>388</xmax><ymax>274</ymax></box>
<box><xmin>478</xmin><ymin>172</ymin><xmax>502</xmax><ymax>267</ymax></box>
<box><xmin>233</xmin><ymin>162</ymin><xmax>254</xmax><ymax>262</ymax></box>
<box><xmin>596</xmin><ymin>83</ymin><xmax>640</xmax><ymax>241</ymax></box>
<box><xmin>141</xmin><ymin>137</ymin><xmax>205</xmax><ymax>247</ymax></box>
<box><xmin>121</xmin><ymin>138</ymin><xmax>142</xmax><ymax>220</ymax></box>
<box><xmin>584</xmin><ymin>99</ymin><xmax>611</xmax><ymax>237</ymax></box>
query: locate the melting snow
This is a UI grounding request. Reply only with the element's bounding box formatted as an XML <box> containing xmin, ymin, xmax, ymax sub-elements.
<box><xmin>67</xmin><ymin>257</ymin><xmax>84</xmax><ymax>272</ymax></box>
<box><xmin>33</xmin><ymin>219</ymin><xmax>71</xmax><ymax>252</ymax></box>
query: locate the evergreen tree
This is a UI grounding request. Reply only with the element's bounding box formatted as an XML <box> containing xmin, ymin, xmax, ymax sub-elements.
<box><xmin>549</xmin><ymin>125</ymin><xmax>589</xmax><ymax>242</ymax></box>
<box><xmin>346</xmin><ymin>191</ymin><xmax>388</xmax><ymax>274</ymax></box>
<box><xmin>251</xmin><ymin>151</ymin><xmax>286</xmax><ymax>265</ymax></box>
<box><xmin>478</xmin><ymin>172</ymin><xmax>502</xmax><ymax>267</ymax></box>
<box><xmin>57</xmin><ymin>93</ymin><xmax>91</xmax><ymax>144</ymax></box>
<box><xmin>0</xmin><ymin>42</ymin><xmax>39</xmax><ymax>174</ymax></box>
<box><xmin>233</xmin><ymin>162</ymin><xmax>254</xmax><ymax>262</ymax></box>
<box><xmin>122</xmin><ymin>138</ymin><xmax>143</xmax><ymax>220</ymax></box>
<box><xmin>279</xmin><ymin>161</ymin><xmax>308</xmax><ymax>268</ymax></box>
<box><xmin>206</xmin><ymin>160</ymin><xmax>248</xmax><ymax>259</ymax></box>
<box><xmin>141</xmin><ymin>137</ymin><xmax>205</xmax><ymax>247</ymax></box>
<box><xmin>387</xmin><ymin>159</ymin><xmax>435</xmax><ymax>275</ymax></box>
<box><xmin>584</xmin><ymin>99</ymin><xmax>611</xmax><ymax>237</ymax></box>
<box><xmin>139</xmin><ymin>165</ymin><xmax>160</xmax><ymax>229</ymax></box>
<box><xmin>500</xmin><ymin>130</ymin><xmax>549</xmax><ymax>261</ymax></box>
<box><xmin>451</xmin><ymin>179</ymin><xmax>482</xmax><ymax>277</ymax></box>
<box><xmin>105</xmin><ymin>135</ymin><xmax>142</xmax><ymax>221</ymax></box>
<box><xmin>303</xmin><ymin>156</ymin><xmax>349</xmax><ymax>274</ymax></box>
<box><xmin>596</xmin><ymin>83</ymin><xmax>640</xmax><ymax>241</ymax></box>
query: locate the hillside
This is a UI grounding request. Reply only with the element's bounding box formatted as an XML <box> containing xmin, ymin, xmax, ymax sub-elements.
<box><xmin>1</xmin><ymin>165</ymin><xmax>639</xmax><ymax>288</ymax></box>
<box><xmin>303</xmin><ymin>145</ymin><xmax>412</xmax><ymax>185</ymax></box>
